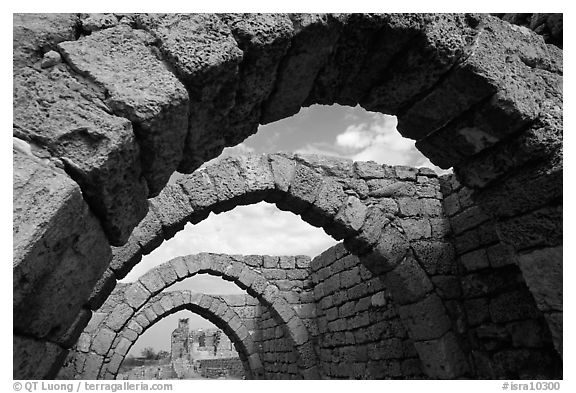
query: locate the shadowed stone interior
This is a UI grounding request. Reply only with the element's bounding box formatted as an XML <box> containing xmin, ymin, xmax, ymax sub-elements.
<box><xmin>13</xmin><ymin>13</ymin><xmax>562</xmax><ymax>380</ymax></box>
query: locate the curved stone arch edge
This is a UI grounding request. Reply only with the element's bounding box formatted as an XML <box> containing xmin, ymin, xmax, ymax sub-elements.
<box><xmin>98</xmin><ymin>256</ymin><xmax>320</xmax><ymax>378</ymax></box>
<box><xmin>100</xmin><ymin>292</ymin><xmax>264</xmax><ymax>380</ymax></box>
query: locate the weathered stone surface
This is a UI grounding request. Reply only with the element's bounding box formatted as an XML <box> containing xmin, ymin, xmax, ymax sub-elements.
<box><xmin>301</xmin><ymin>178</ymin><xmax>347</xmax><ymax>227</ymax></box>
<box><xmin>91</xmin><ymin>327</ymin><xmax>116</xmax><ymax>356</ymax></box>
<box><xmin>362</xmin><ymin>14</ymin><xmax>478</xmax><ymax>119</ymax></box>
<box><xmin>382</xmin><ymin>256</ymin><xmax>434</xmax><ymax>305</ymax></box>
<box><xmin>267</xmin><ymin>153</ymin><xmax>296</xmax><ymax>197</ymax></box>
<box><xmin>123</xmin><ymin>282</ymin><xmax>151</xmax><ymax>309</ymax></box>
<box><xmin>235</xmin><ymin>154</ymin><xmax>275</xmax><ymax>201</ymax></box>
<box><xmin>135</xmin><ymin>13</ymin><xmax>242</xmax><ymax>172</ymax></box>
<box><xmin>179</xmin><ymin>170</ymin><xmax>218</xmax><ymax>218</ymax></box>
<box><xmin>58</xmin><ymin>25</ymin><xmax>190</xmax><ymax>195</ymax></box>
<box><xmin>13</xmin><ymin>335</ymin><xmax>67</xmax><ymax>379</ymax></box>
<box><xmin>13</xmin><ymin>13</ymin><xmax>79</xmax><ymax>68</ymax></box>
<box><xmin>517</xmin><ymin>246</ymin><xmax>562</xmax><ymax>312</ymax></box>
<box><xmin>131</xmin><ymin>204</ymin><xmax>164</xmax><ymax>255</ymax></box>
<box><xmin>50</xmin><ymin>308</ymin><xmax>92</xmax><ymax>348</ymax></box>
<box><xmin>329</xmin><ymin>196</ymin><xmax>367</xmax><ymax>239</ymax></box>
<box><xmin>87</xmin><ymin>268</ymin><xmax>117</xmax><ymax>311</ymax></box>
<box><xmin>108</xmin><ymin>237</ymin><xmax>142</xmax><ymax>280</ymax></box>
<box><xmin>282</xmin><ymin>163</ymin><xmax>323</xmax><ymax>214</ymax></box>
<box><xmin>413</xmin><ymin>332</ymin><xmax>469</xmax><ymax>378</ymax></box>
<box><xmin>105</xmin><ymin>303</ymin><xmax>133</xmax><ymax>332</ymax></box>
<box><xmin>476</xmin><ymin>160</ymin><xmax>562</xmax><ymax>219</ymax></box>
<box><xmin>361</xmin><ymin>226</ymin><xmax>410</xmax><ymax>275</ymax></box>
<box><xmin>262</xmin><ymin>14</ymin><xmax>339</xmax><ymax>122</ymax></box>
<box><xmin>206</xmin><ymin>157</ymin><xmax>248</xmax><ymax>212</ymax></box>
<box><xmin>14</xmin><ymin>63</ymin><xmax>149</xmax><ymax>246</ymax></box>
<box><xmin>13</xmin><ymin>146</ymin><xmax>112</xmax><ymax>338</ymax></box>
<box><xmin>455</xmin><ymin>112</ymin><xmax>562</xmax><ymax>189</ymax></box>
<box><xmin>398</xmin><ymin>294</ymin><xmax>452</xmax><ymax>341</ymax></box>
<box><xmin>219</xmin><ymin>13</ymin><xmax>293</xmax><ymax>141</ymax></box>
<box><xmin>149</xmin><ymin>184</ymin><xmax>193</xmax><ymax>239</ymax></box>
<box><xmin>497</xmin><ymin>204</ymin><xmax>562</xmax><ymax>250</ymax></box>
<box><xmin>404</xmin><ymin>15</ymin><xmax>560</xmax><ymax>142</ymax></box>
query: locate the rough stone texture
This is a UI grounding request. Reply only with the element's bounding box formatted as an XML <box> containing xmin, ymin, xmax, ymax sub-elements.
<box><xmin>58</xmin><ymin>25</ymin><xmax>190</xmax><ymax>196</ymax></box>
<box><xmin>13</xmin><ymin>13</ymin><xmax>79</xmax><ymax>68</ymax></box>
<box><xmin>13</xmin><ymin>144</ymin><xmax>111</xmax><ymax>341</ymax></box>
<box><xmin>13</xmin><ymin>65</ymin><xmax>147</xmax><ymax>245</ymax></box>
<box><xmin>14</xmin><ymin>335</ymin><xmax>67</xmax><ymax>379</ymax></box>
<box><xmin>439</xmin><ymin>174</ymin><xmax>562</xmax><ymax>377</ymax></box>
<box><xmin>495</xmin><ymin>13</ymin><xmax>563</xmax><ymax>48</ymax></box>
<box><xmin>13</xmin><ymin>13</ymin><xmax>562</xmax><ymax>380</ymax></box>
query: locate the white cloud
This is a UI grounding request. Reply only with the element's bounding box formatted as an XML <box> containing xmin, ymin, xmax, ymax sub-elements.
<box><xmin>335</xmin><ymin>125</ymin><xmax>375</xmax><ymax>149</ymax></box>
<box><xmin>121</xmin><ymin>202</ymin><xmax>337</xmax><ymax>283</ymax></box>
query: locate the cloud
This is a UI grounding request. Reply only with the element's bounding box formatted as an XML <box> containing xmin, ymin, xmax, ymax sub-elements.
<box><xmin>121</xmin><ymin>202</ymin><xmax>337</xmax><ymax>283</ymax></box>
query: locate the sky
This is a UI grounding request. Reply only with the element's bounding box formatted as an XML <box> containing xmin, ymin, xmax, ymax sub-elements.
<box><xmin>123</xmin><ymin>103</ymin><xmax>449</xmax><ymax>354</ymax></box>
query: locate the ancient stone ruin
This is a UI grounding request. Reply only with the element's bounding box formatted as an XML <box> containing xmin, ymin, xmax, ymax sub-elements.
<box><xmin>13</xmin><ymin>13</ymin><xmax>562</xmax><ymax>380</ymax></box>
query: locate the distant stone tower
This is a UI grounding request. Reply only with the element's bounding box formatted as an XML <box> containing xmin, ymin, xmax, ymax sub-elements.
<box><xmin>170</xmin><ymin>318</ymin><xmax>196</xmax><ymax>379</ymax></box>
<box><xmin>171</xmin><ymin>318</ymin><xmax>191</xmax><ymax>360</ymax></box>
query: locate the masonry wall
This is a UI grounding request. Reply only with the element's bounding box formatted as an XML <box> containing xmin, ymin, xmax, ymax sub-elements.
<box><xmin>310</xmin><ymin>243</ymin><xmax>423</xmax><ymax>379</ymax></box>
<box><xmin>439</xmin><ymin>175</ymin><xmax>562</xmax><ymax>379</ymax></box>
<box><xmin>198</xmin><ymin>358</ymin><xmax>244</xmax><ymax>379</ymax></box>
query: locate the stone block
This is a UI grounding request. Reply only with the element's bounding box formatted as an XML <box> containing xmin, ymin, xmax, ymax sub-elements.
<box><xmin>517</xmin><ymin>246</ymin><xmax>562</xmax><ymax>312</ymax></box>
<box><xmin>497</xmin><ymin>204</ymin><xmax>562</xmax><ymax>250</ymax></box>
<box><xmin>279</xmin><ymin>256</ymin><xmax>296</xmax><ymax>269</ymax></box>
<box><xmin>412</xmin><ymin>241</ymin><xmax>456</xmax><ymax>275</ymax></box>
<box><xmin>87</xmin><ymin>269</ymin><xmax>118</xmax><ymax>310</ymax></box>
<box><xmin>13</xmin><ymin>148</ymin><xmax>112</xmax><ymax>338</ymax></box>
<box><xmin>413</xmin><ymin>332</ymin><xmax>469</xmax><ymax>379</ymax></box>
<box><xmin>13</xmin><ymin>66</ymin><xmax>148</xmax><ymax>244</ymax></box>
<box><xmin>282</xmin><ymin>163</ymin><xmax>323</xmax><ymax>214</ymax></box>
<box><xmin>123</xmin><ymin>282</ymin><xmax>151</xmax><ymax>309</ymax></box>
<box><xmin>263</xmin><ymin>255</ymin><xmax>279</xmax><ymax>268</ymax></box>
<box><xmin>91</xmin><ymin>327</ymin><xmax>116</xmax><ymax>356</ymax></box>
<box><xmin>138</xmin><ymin>269</ymin><xmax>166</xmax><ymax>294</ymax></box>
<box><xmin>345</xmin><ymin>205</ymin><xmax>391</xmax><ymax>253</ymax></box>
<box><xmin>132</xmin><ymin>206</ymin><xmax>164</xmax><ymax>255</ymax></box>
<box><xmin>268</xmin><ymin>153</ymin><xmax>297</xmax><ymax>195</ymax></box>
<box><xmin>105</xmin><ymin>303</ymin><xmax>133</xmax><ymax>332</ymax></box>
<box><xmin>382</xmin><ymin>256</ymin><xmax>434</xmax><ymax>305</ymax></box>
<box><xmin>302</xmin><ymin>178</ymin><xmax>347</xmax><ymax>227</ymax></box>
<box><xmin>235</xmin><ymin>154</ymin><xmax>275</xmax><ymax>199</ymax></box>
<box><xmin>156</xmin><ymin>264</ymin><xmax>178</xmax><ymax>287</ymax></box>
<box><xmin>206</xmin><ymin>157</ymin><xmax>248</xmax><ymax>212</ymax></box>
<box><xmin>108</xmin><ymin>239</ymin><xmax>142</xmax><ymax>280</ymax></box>
<box><xmin>261</xmin><ymin>14</ymin><xmax>339</xmax><ymax>122</ymax></box>
<box><xmin>58</xmin><ymin>25</ymin><xmax>190</xmax><ymax>195</ymax></box>
<box><xmin>149</xmin><ymin>184</ymin><xmax>193</xmax><ymax>239</ymax></box>
<box><xmin>179</xmin><ymin>170</ymin><xmax>218</xmax><ymax>215</ymax></box>
<box><xmin>400</xmin><ymin>218</ymin><xmax>432</xmax><ymax>240</ymax></box>
<box><xmin>361</xmin><ymin>225</ymin><xmax>409</xmax><ymax>275</ymax></box>
<box><xmin>398</xmin><ymin>293</ymin><xmax>452</xmax><ymax>341</ymax></box>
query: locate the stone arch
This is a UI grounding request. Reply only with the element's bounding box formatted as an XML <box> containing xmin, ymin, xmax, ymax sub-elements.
<box><xmin>71</xmin><ymin>291</ymin><xmax>264</xmax><ymax>379</ymax></box>
<box><xmin>84</xmin><ymin>253</ymin><xmax>319</xmax><ymax>378</ymax></box>
<box><xmin>13</xmin><ymin>13</ymin><xmax>562</xmax><ymax>379</ymax></box>
<box><xmin>104</xmin><ymin>291</ymin><xmax>263</xmax><ymax>379</ymax></box>
<box><xmin>92</xmin><ymin>153</ymin><xmax>466</xmax><ymax>378</ymax></box>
